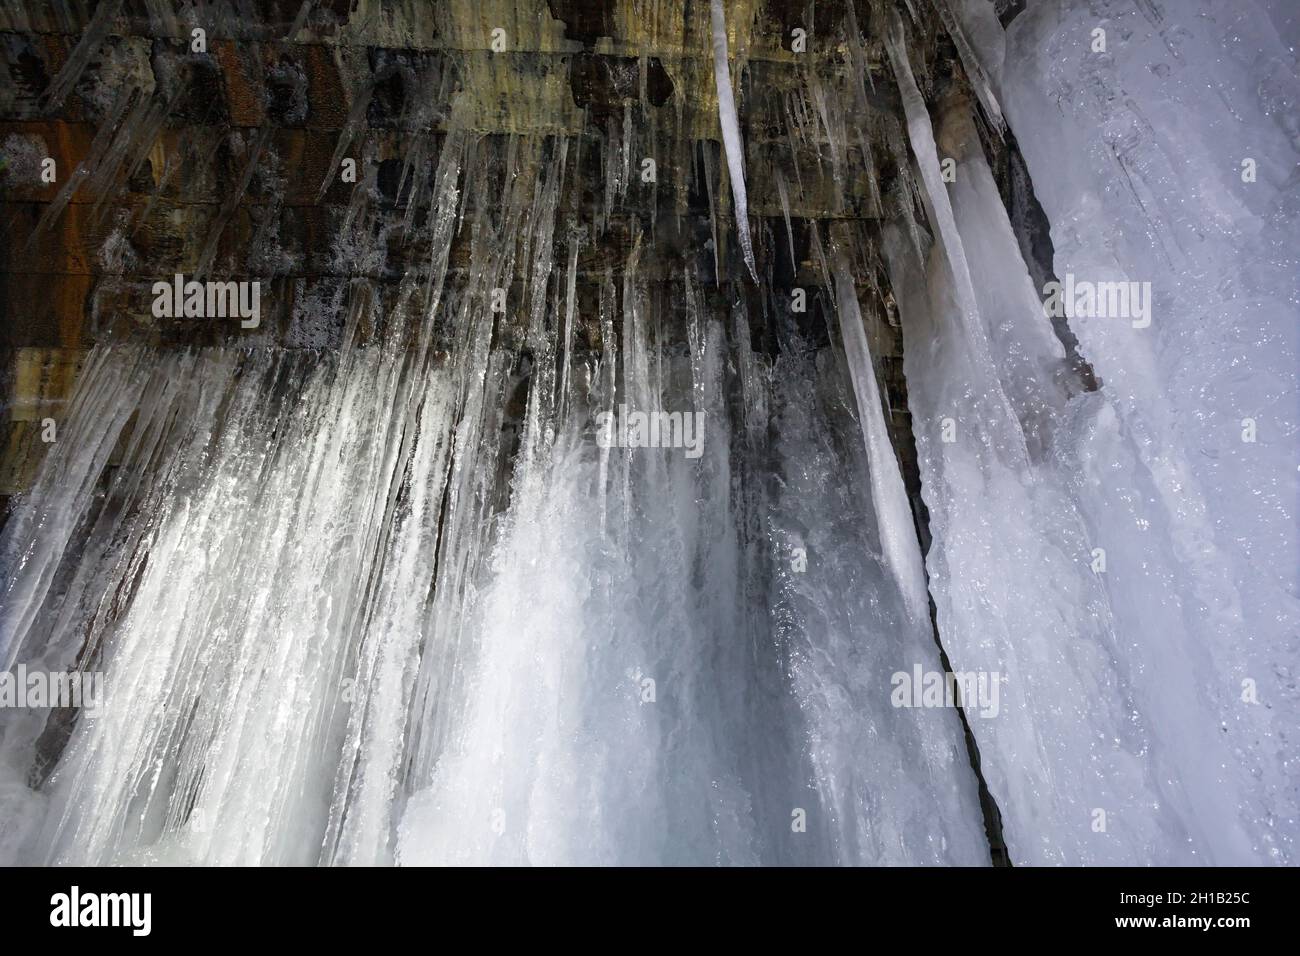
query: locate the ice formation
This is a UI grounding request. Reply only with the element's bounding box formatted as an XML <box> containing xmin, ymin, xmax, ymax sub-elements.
<box><xmin>893</xmin><ymin>0</ymin><xmax>1299</xmax><ymax>864</ymax></box>
<box><xmin>709</xmin><ymin>0</ymin><xmax>758</xmax><ymax>281</ymax></box>
<box><xmin>0</xmin><ymin>0</ymin><xmax>1294</xmax><ymax>867</ymax></box>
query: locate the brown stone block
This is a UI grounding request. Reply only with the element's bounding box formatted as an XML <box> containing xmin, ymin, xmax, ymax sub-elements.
<box><xmin>2</xmin><ymin>201</ymin><xmax>96</xmax><ymax>273</ymax></box>
<box><xmin>0</xmin><ymin>271</ymin><xmax>92</xmax><ymax>347</ymax></box>
<box><xmin>6</xmin><ymin>346</ymin><xmax>85</xmax><ymax>419</ymax></box>
<box><xmin>0</xmin><ymin>120</ymin><xmax>93</xmax><ymax>202</ymax></box>
<box><xmin>37</xmin><ymin>33</ymin><xmax>72</xmax><ymax>114</ymax></box>
<box><xmin>149</xmin><ymin>127</ymin><xmax>229</xmax><ymax>205</ymax></box>
<box><xmin>86</xmin><ymin>276</ymin><xmax>164</xmax><ymax>342</ymax></box>
<box><xmin>1</xmin><ymin>199</ymin><xmax>218</xmax><ymax>277</ymax></box>
<box><xmin>213</xmin><ymin>40</ymin><xmax>268</xmax><ymax>127</ymax></box>
<box><xmin>0</xmin><ymin>345</ymin><xmax>85</xmax><ymax>496</ymax></box>
<box><xmin>269</xmin><ymin>127</ymin><xmax>350</xmax><ymax>204</ymax></box>
<box><xmin>0</xmin><ymin>32</ymin><xmax>50</xmax><ymax>118</ymax></box>
<box><xmin>130</xmin><ymin>200</ymin><xmax>217</xmax><ymax>273</ymax></box>
<box><xmin>81</xmin><ymin>274</ymin><xmax>298</xmax><ymax>348</ymax></box>
<box><xmin>0</xmin><ymin>418</ymin><xmax>45</xmax><ymax>495</ymax></box>
<box><xmin>302</xmin><ymin>44</ymin><xmax>348</xmax><ymax>129</ymax></box>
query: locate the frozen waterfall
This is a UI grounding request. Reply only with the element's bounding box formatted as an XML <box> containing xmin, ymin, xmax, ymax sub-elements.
<box><xmin>0</xmin><ymin>0</ymin><xmax>1294</xmax><ymax>868</ymax></box>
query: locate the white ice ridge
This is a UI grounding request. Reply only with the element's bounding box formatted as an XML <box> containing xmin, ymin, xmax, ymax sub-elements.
<box><xmin>709</xmin><ymin>0</ymin><xmax>758</xmax><ymax>282</ymax></box>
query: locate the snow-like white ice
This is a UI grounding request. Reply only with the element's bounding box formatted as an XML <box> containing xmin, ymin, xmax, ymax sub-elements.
<box><xmin>894</xmin><ymin>0</ymin><xmax>1299</xmax><ymax>864</ymax></box>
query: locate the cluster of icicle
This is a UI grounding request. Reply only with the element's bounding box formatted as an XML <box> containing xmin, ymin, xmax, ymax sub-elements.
<box><xmin>0</xmin><ymin>115</ymin><xmax>986</xmax><ymax>864</ymax></box>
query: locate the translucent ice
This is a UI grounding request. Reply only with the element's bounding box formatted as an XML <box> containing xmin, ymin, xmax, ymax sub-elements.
<box><xmin>709</xmin><ymin>0</ymin><xmax>758</xmax><ymax>281</ymax></box>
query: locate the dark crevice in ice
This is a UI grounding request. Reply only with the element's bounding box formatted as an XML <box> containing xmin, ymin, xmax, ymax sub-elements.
<box><xmin>884</xmin><ymin>335</ymin><xmax>1013</xmax><ymax>867</ymax></box>
<box><xmin>978</xmin><ymin>121</ymin><xmax>1100</xmax><ymax>393</ymax></box>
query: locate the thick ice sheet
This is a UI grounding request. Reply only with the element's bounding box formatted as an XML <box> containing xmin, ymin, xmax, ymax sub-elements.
<box><xmin>892</xmin><ymin>0</ymin><xmax>1299</xmax><ymax>863</ymax></box>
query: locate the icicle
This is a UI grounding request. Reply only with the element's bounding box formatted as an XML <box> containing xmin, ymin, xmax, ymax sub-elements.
<box><xmin>557</xmin><ymin>224</ymin><xmax>582</xmax><ymax>424</ymax></box>
<box><xmin>88</xmin><ymin>93</ymin><xmax>175</xmax><ymax>225</ymax></box>
<box><xmin>32</xmin><ymin>88</ymin><xmax>136</xmax><ymax>238</ymax></box>
<box><xmin>317</xmin><ymin>82</ymin><xmax>374</xmax><ymax>201</ymax></box>
<box><xmin>395</xmin><ymin>134</ymin><xmax>428</xmax><ymax>234</ymax></box>
<box><xmin>39</xmin><ymin>0</ymin><xmax>123</xmax><ymax>111</ymax></box>
<box><xmin>842</xmin><ymin>1</ymin><xmax>884</xmax><ymax>214</ymax></box>
<box><xmin>647</xmin><ymin>117</ymin><xmax>659</xmax><ymax>236</ymax></box>
<box><xmin>832</xmin><ymin>258</ymin><xmax>930</xmax><ymax>626</ymax></box>
<box><xmin>775</xmin><ymin>168</ymin><xmax>796</xmax><ymax>273</ymax></box>
<box><xmin>932</xmin><ymin>0</ymin><xmax>1006</xmax><ymax>135</ymax></box>
<box><xmin>601</xmin><ymin>117</ymin><xmax>620</xmax><ymax>235</ymax></box>
<box><xmin>0</xmin><ymin>348</ymin><xmax>148</xmax><ymax>670</ymax></box>
<box><xmin>701</xmin><ymin>142</ymin><xmax>722</xmax><ymax>285</ymax></box>
<box><xmin>883</xmin><ymin>117</ymin><xmax>929</xmax><ymax>266</ymax></box>
<box><xmin>620</xmin><ymin>233</ymin><xmax>650</xmax><ymax>419</ymax></box>
<box><xmin>194</xmin><ymin>127</ymin><xmax>274</xmax><ymax>279</ymax></box>
<box><xmin>621</xmin><ymin>101</ymin><xmax>633</xmax><ymax>201</ymax></box>
<box><xmin>784</xmin><ymin>88</ymin><xmax>817</xmax><ymax>184</ymax></box>
<box><xmin>638</xmin><ymin>53</ymin><xmax>649</xmax><ymax>113</ymax></box>
<box><xmin>807</xmin><ymin>222</ymin><xmax>833</xmax><ymax>302</ymax></box>
<box><xmin>782</xmin><ymin>95</ymin><xmax>806</xmax><ymax>199</ymax></box>
<box><xmin>596</xmin><ymin>268</ymin><xmax>617</xmax><ymax>539</ymax></box>
<box><xmin>284</xmin><ymin>0</ymin><xmax>312</xmax><ymax>41</ymax></box>
<box><xmin>455</xmin><ymin>135</ymin><xmax>478</xmax><ymax>236</ymax></box>
<box><xmin>884</xmin><ymin>11</ymin><xmax>1027</xmax><ymax>466</ymax></box>
<box><xmin>519</xmin><ymin>140</ymin><xmax>566</xmax><ymax>454</ymax></box>
<box><xmin>809</xmin><ymin>77</ymin><xmax>846</xmax><ymax>209</ymax></box>
<box><xmin>708</xmin><ymin>0</ymin><xmax>757</xmax><ymax>282</ymax></box>
<box><xmin>684</xmin><ymin>271</ymin><xmax>707</xmax><ymax>409</ymax></box>
<box><xmin>338</xmin><ymin>152</ymin><xmax>375</xmax><ymax>250</ymax></box>
<box><xmin>843</xmin><ymin>0</ymin><xmax>874</xmax><ymax>108</ymax></box>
